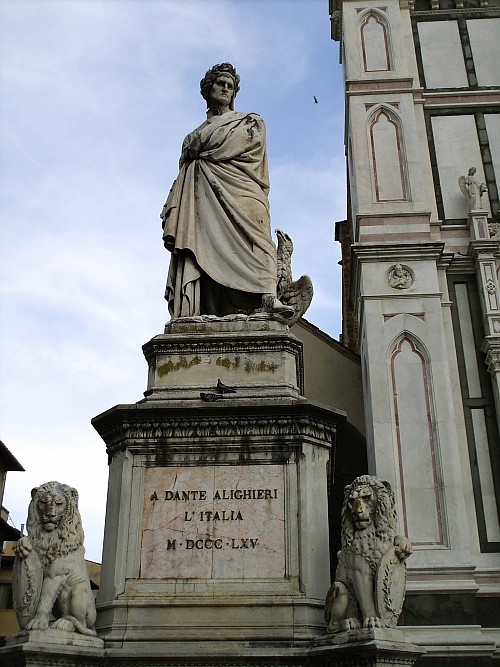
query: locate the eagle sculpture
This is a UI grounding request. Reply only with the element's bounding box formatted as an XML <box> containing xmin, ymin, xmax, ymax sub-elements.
<box><xmin>275</xmin><ymin>229</ymin><xmax>314</xmax><ymax>326</ymax></box>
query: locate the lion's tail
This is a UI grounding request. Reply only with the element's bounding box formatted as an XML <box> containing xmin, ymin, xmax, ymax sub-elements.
<box><xmin>63</xmin><ymin>616</ymin><xmax>97</xmax><ymax>637</ymax></box>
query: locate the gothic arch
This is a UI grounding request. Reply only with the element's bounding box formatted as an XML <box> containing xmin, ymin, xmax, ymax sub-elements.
<box><xmin>358</xmin><ymin>10</ymin><xmax>392</xmax><ymax>72</ymax></box>
<box><xmin>367</xmin><ymin>105</ymin><xmax>409</xmax><ymax>202</ymax></box>
<box><xmin>388</xmin><ymin>333</ymin><xmax>447</xmax><ymax>546</ymax></box>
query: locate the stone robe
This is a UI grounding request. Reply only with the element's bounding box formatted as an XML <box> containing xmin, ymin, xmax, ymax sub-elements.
<box><xmin>464</xmin><ymin>174</ymin><xmax>486</xmax><ymax>212</ymax></box>
<box><xmin>162</xmin><ymin>111</ymin><xmax>277</xmax><ymax>317</ymax></box>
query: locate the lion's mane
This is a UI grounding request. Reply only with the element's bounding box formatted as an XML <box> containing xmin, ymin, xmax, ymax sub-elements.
<box><xmin>26</xmin><ymin>481</ymin><xmax>84</xmax><ymax>569</ymax></box>
<box><xmin>340</xmin><ymin>475</ymin><xmax>397</xmax><ymax>573</ymax></box>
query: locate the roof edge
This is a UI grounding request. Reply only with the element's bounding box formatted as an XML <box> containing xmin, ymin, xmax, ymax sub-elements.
<box><xmin>292</xmin><ymin>318</ymin><xmax>361</xmax><ymax>365</ymax></box>
<box><xmin>0</xmin><ymin>441</ymin><xmax>24</xmax><ymax>471</ymax></box>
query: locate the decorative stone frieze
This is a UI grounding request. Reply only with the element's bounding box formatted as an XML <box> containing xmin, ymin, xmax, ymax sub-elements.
<box><xmin>93</xmin><ymin>404</ymin><xmax>340</xmax><ymax>456</ymax></box>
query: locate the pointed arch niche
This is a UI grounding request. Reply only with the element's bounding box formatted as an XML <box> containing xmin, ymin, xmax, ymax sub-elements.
<box><xmin>360</xmin><ymin>12</ymin><xmax>391</xmax><ymax>72</ymax></box>
<box><xmin>390</xmin><ymin>336</ymin><xmax>446</xmax><ymax>546</ymax></box>
<box><xmin>369</xmin><ymin>107</ymin><xmax>409</xmax><ymax>202</ymax></box>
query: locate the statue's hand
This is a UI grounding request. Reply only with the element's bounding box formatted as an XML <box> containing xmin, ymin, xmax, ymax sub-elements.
<box><xmin>15</xmin><ymin>537</ymin><xmax>33</xmax><ymax>559</ymax></box>
<box><xmin>183</xmin><ymin>131</ymin><xmax>202</xmax><ymax>160</ymax></box>
<box><xmin>394</xmin><ymin>535</ymin><xmax>412</xmax><ymax>560</ymax></box>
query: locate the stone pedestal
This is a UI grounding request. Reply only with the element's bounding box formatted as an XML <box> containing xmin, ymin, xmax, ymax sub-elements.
<box><xmin>310</xmin><ymin>628</ymin><xmax>425</xmax><ymax>667</ymax></box>
<box><xmin>468</xmin><ymin>210</ymin><xmax>490</xmax><ymax>241</ymax></box>
<box><xmin>91</xmin><ymin>316</ymin><xmax>346</xmax><ymax>662</ymax></box>
<box><xmin>0</xmin><ymin>630</ymin><xmax>104</xmax><ymax>667</ymax></box>
<box><xmin>143</xmin><ymin>315</ymin><xmax>304</xmax><ymax>402</ymax></box>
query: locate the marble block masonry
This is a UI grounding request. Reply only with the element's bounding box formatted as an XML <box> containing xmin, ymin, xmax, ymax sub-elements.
<box><xmin>91</xmin><ymin>314</ymin><xmax>346</xmax><ymax>661</ymax></box>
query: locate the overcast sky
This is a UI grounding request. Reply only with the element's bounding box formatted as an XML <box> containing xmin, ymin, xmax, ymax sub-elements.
<box><xmin>0</xmin><ymin>0</ymin><xmax>345</xmax><ymax>562</ymax></box>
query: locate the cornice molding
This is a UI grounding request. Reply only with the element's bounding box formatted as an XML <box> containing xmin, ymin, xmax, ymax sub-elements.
<box><xmin>92</xmin><ymin>403</ymin><xmax>346</xmax><ymax>456</ymax></box>
<box><xmin>352</xmin><ymin>241</ymin><xmax>445</xmax><ymax>262</ymax></box>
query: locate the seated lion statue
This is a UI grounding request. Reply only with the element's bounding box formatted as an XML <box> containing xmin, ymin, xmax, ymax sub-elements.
<box><xmin>13</xmin><ymin>481</ymin><xmax>97</xmax><ymax>636</ymax></box>
<box><xmin>325</xmin><ymin>475</ymin><xmax>412</xmax><ymax>633</ymax></box>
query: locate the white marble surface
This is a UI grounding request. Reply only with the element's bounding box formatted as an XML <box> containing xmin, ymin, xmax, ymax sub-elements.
<box><xmin>362</xmin><ymin>15</ymin><xmax>390</xmax><ymax>72</ymax></box>
<box><xmin>339</xmin><ymin>0</ymin><xmax>500</xmax><ymax>598</ymax></box>
<box><xmin>348</xmin><ymin>93</ymin><xmax>438</xmax><ymax>218</ymax></box>
<box><xmin>356</xmin><ymin>255</ymin><xmax>475</xmax><ymax>563</ymax></box>
<box><xmin>431</xmin><ymin>115</ymin><xmax>491</xmax><ymax>219</ymax></box>
<box><xmin>371</xmin><ymin>112</ymin><xmax>405</xmax><ymax>201</ymax></box>
<box><xmin>6</xmin><ymin>629</ymin><xmax>103</xmax><ymax>648</ymax></box>
<box><xmin>342</xmin><ymin>0</ymin><xmax>409</xmax><ymax>81</ymax></box>
<box><xmin>418</xmin><ymin>21</ymin><xmax>468</xmax><ymax>89</ymax></box>
<box><xmin>471</xmin><ymin>409</ymin><xmax>500</xmax><ymax>543</ymax></box>
<box><xmin>392</xmin><ymin>338</ymin><xmax>442</xmax><ymax>544</ymax></box>
<box><xmin>485</xmin><ymin>115</ymin><xmax>500</xmax><ymax>198</ymax></box>
<box><xmin>467</xmin><ymin>19</ymin><xmax>500</xmax><ymax>87</ymax></box>
<box><xmin>140</xmin><ymin>465</ymin><xmax>285</xmax><ymax>579</ymax></box>
<box><xmin>455</xmin><ymin>284</ymin><xmax>482</xmax><ymax>398</ymax></box>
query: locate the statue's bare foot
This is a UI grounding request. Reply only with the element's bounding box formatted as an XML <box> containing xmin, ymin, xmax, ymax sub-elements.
<box><xmin>341</xmin><ymin>618</ymin><xmax>361</xmax><ymax>631</ymax></box>
<box><xmin>52</xmin><ymin>618</ymin><xmax>75</xmax><ymax>633</ymax></box>
<box><xmin>261</xmin><ymin>294</ymin><xmax>294</xmax><ymax>318</ymax></box>
<box><xmin>363</xmin><ymin>616</ymin><xmax>384</xmax><ymax>628</ymax></box>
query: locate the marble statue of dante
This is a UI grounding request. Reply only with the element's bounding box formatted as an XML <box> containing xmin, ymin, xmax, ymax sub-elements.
<box><xmin>161</xmin><ymin>63</ymin><xmax>293</xmax><ymax>319</ymax></box>
<box><xmin>459</xmin><ymin>167</ymin><xmax>488</xmax><ymax>212</ymax></box>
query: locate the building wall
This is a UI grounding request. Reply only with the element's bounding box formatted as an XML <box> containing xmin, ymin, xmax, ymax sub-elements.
<box><xmin>0</xmin><ymin>545</ymin><xmax>18</xmax><ymax>645</ymax></box>
<box><xmin>292</xmin><ymin>319</ymin><xmax>368</xmax><ymax>578</ymax></box>
<box><xmin>330</xmin><ymin>0</ymin><xmax>500</xmax><ymax>660</ymax></box>
<box><xmin>292</xmin><ymin>319</ymin><xmax>365</xmax><ymax>436</ymax></box>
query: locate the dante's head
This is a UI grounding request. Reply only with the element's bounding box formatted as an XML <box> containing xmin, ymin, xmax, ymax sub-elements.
<box><xmin>200</xmin><ymin>63</ymin><xmax>240</xmax><ymax>111</ymax></box>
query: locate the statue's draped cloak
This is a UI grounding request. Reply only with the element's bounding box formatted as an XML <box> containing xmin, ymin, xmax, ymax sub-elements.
<box><xmin>162</xmin><ymin>111</ymin><xmax>277</xmax><ymax>317</ymax></box>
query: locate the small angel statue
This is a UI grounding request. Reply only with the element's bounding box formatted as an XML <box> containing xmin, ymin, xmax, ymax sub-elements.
<box><xmin>459</xmin><ymin>167</ymin><xmax>488</xmax><ymax>212</ymax></box>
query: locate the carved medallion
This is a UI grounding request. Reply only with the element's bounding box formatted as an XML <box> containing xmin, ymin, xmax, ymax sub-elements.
<box><xmin>375</xmin><ymin>546</ymin><xmax>407</xmax><ymax>628</ymax></box>
<box><xmin>486</xmin><ymin>280</ymin><xmax>497</xmax><ymax>294</ymax></box>
<box><xmin>388</xmin><ymin>264</ymin><xmax>413</xmax><ymax>290</ymax></box>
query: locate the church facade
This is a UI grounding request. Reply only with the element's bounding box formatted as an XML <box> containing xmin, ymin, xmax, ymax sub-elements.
<box><xmin>329</xmin><ymin>0</ymin><xmax>500</xmax><ymax>660</ymax></box>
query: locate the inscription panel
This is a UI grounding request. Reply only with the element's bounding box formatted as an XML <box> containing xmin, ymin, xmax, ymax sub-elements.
<box><xmin>140</xmin><ymin>465</ymin><xmax>285</xmax><ymax>579</ymax></box>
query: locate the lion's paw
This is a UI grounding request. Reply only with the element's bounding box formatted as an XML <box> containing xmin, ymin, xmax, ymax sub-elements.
<box><xmin>52</xmin><ymin>618</ymin><xmax>75</xmax><ymax>633</ymax></box>
<box><xmin>15</xmin><ymin>537</ymin><xmax>32</xmax><ymax>559</ymax></box>
<box><xmin>363</xmin><ymin>616</ymin><xmax>384</xmax><ymax>628</ymax></box>
<box><xmin>394</xmin><ymin>535</ymin><xmax>413</xmax><ymax>560</ymax></box>
<box><xmin>342</xmin><ymin>618</ymin><xmax>361</xmax><ymax>631</ymax></box>
<box><xmin>26</xmin><ymin>616</ymin><xmax>49</xmax><ymax>631</ymax></box>
<box><xmin>327</xmin><ymin>620</ymin><xmax>342</xmax><ymax>633</ymax></box>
